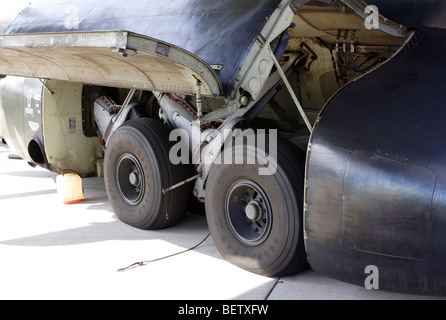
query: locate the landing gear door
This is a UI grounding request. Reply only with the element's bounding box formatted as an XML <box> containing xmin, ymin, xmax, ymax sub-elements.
<box><xmin>0</xmin><ymin>31</ymin><xmax>224</xmax><ymax>98</ymax></box>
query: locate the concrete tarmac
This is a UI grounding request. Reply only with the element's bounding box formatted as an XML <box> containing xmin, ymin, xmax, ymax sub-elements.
<box><xmin>0</xmin><ymin>138</ymin><xmax>443</xmax><ymax>300</ymax></box>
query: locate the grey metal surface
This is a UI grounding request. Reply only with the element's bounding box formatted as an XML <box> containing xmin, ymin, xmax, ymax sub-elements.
<box><xmin>0</xmin><ymin>31</ymin><xmax>223</xmax><ymax>97</ymax></box>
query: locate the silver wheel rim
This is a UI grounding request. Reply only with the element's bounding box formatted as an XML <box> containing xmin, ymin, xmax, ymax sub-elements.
<box><xmin>117</xmin><ymin>153</ymin><xmax>145</xmax><ymax>205</ymax></box>
<box><xmin>225</xmin><ymin>180</ymin><xmax>272</xmax><ymax>246</ymax></box>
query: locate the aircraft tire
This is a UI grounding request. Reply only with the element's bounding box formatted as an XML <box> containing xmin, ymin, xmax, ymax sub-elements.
<box><xmin>205</xmin><ymin>136</ymin><xmax>308</xmax><ymax>277</ymax></box>
<box><xmin>104</xmin><ymin>117</ymin><xmax>189</xmax><ymax>230</ymax></box>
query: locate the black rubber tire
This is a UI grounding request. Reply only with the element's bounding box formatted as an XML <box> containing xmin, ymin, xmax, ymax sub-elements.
<box><xmin>205</xmin><ymin>136</ymin><xmax>307</xmax><ymax>277</ymax></box>
<box><xmin>104</xmin><ymin>118</ymin><xmax>189</xmax><ymax>230</ymax></box>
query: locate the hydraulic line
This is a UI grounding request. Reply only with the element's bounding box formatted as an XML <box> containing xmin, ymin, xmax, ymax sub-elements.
<box><xmin>335</xmin><ymin>29</ymin><xmax>386</xmax><ymax>75</ymax></box>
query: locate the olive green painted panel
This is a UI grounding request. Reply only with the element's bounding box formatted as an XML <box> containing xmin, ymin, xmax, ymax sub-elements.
<box><xmin>42</xmin><ymin>80</ymin><xmax>101</xmax><ymax>177</ymax></box>
<box><xmin>0</xmin><ymin>76</ymin><xmax>43</xmax><ymax>162</ymax></box>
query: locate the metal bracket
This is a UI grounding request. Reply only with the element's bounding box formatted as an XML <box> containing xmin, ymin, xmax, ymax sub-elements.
<box><xmin>267</xmin><ymin>45</ymin><xmax>313</xmax><ymax>133</ymax></box>
<box><xmin>162</xmin><ymin>174</ymin><xmax>202</xmax><ymax>195</ymax></box>
<box><xmin>39</xmin><ymin>79</ymin><xmax>54</xmax><ymax>95</ymax></box>
<box><xmin>103</xmin><ymin>88</ymin><xmax>137</xmax><ymax>144</ymax></box>
<box><xmin>199</xmin><ymin>99</ymin><xmax>240</xmax><ymax>124</ymax></box>
<box><xmin>195</xmin><ymin>78</ymin><xmax>203</xmax><ymax>119</ymax></box>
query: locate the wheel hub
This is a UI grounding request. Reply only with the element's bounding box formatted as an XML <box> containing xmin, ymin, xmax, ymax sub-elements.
<box><xmin>245</xmin><ymin>200</ymin><xmax>263</xmax><ymax>221</ymax></box>
<box><xmin>117</xmin><ymin>153</ymin><xmax>145</xmax><ymax>205</ymax></box>
<box><xmin>225</xmin><ymin>180</ymin><xmax>272</xmax><ymax>246</ymax></box>
<box><xmin>129</xmin><ymin>170</ymin><xmax>141</xmax><ymax>187</ymax></box>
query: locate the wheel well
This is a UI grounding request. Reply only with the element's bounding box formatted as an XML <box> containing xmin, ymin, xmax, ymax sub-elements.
<box><xmin>27</xmin><ymin>138</ymin><xmax>47</xmax><ymax>168</ymax></box>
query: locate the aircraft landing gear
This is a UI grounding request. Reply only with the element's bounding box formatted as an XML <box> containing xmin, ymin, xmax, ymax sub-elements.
<box><xmin>104</xmin><ymin>118</ymin><xmax>189</xmax><ymax>230</ymax></box>
<box><xmin>205</xmin><ymin>137</ymin><xmax>308</xmax><ymax>277</ymax></box>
